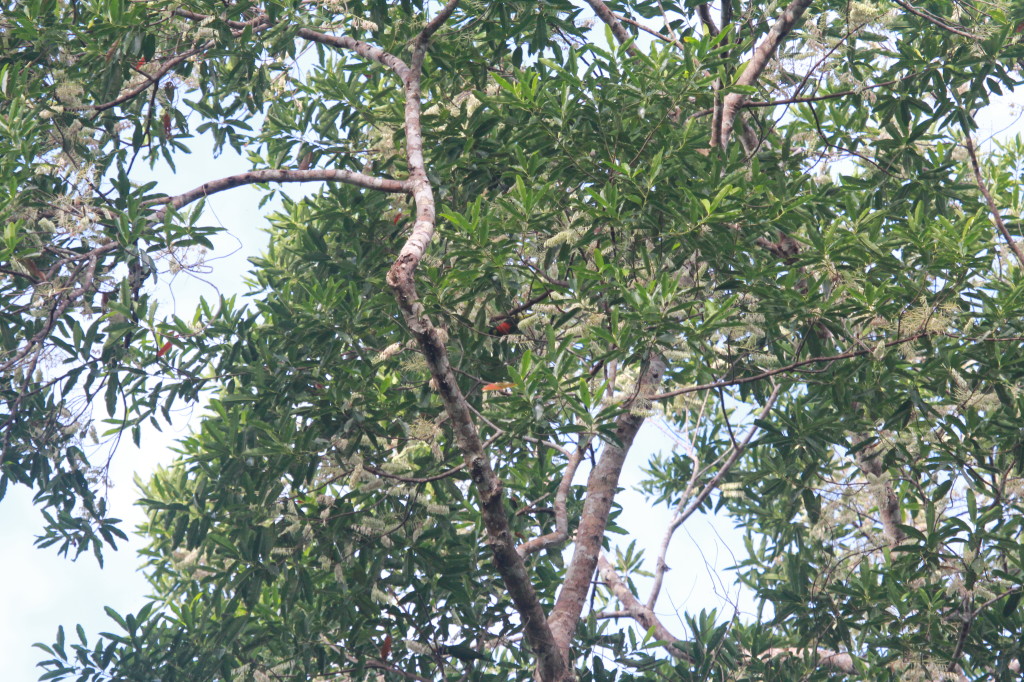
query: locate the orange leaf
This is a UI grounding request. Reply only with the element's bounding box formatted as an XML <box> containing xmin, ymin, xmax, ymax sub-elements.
<box><xmin>162</xmin><ymin>111</ymin><xmax>172</xmax><ymax>137</ymax></box>
<box><xmin>482</xmin><ymin>382</ymin><xmax>515</xmax><ymax>391</ymax></box>
<box><xmin>156</xmin><ymin>341</ymin><xmax>173</xmax><ymax>358</ymax></box>
<box><xmin>380</xmin><ymin>634</ymin><xmax>393</xmax><ymax>661</ymax></box>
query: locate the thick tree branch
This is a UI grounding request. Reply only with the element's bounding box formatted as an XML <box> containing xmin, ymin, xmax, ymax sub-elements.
<box><xmin>150</xmin><ymin>168</ymin><xmax>407</xmax><ymax>220</ymax></box>
<box><xmin>853</xmin><ymin>439</ymin><xmax>906</xmax><ymax>547</ymax></box>
<box><xmin>697</xmin><ymin>4</ymin><xmax>720</xmax><ymax>36</ymax></box>
<box><xmin>964</xmin><ymin>135</ymin><xmax>1024</xmax><ymax>269</ymax></box>
<box><xmin>380</xmin><ymin>6</ymin><xmax>569</xmax><ymax>681</ymax></box>
<box><xmin>548</xmin><ymin>355</ymin><xmax>666</xmax><ymax>655</ymax></box>
<box><xmin>583</xmin><ymin>0</ymin><xmax>639</xmax><ymax>55</ymax></box>
<box><xmin>719</xmin><ymin>0</ymin><xmax>813</xmax><ymax>147</ymax></box>
<box><xmin>296</xmin><ymin>27</ymin><xmax>412</xmax><ymax>79</ymax></box>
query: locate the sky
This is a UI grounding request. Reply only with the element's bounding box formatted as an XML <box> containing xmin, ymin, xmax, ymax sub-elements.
<box><xmin>4</xmin><ymin>20</ymin><xmax>1024</xmax><ymax>682</ymax></box>
<box><xmin>0</xmin><ymin>143</ymin><xmax>273</xmax><ymax>679</ymax></box>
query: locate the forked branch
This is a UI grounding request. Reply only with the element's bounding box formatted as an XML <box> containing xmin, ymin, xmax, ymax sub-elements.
<box><xmin>547</xmin><ymin>355</ymin><xmax>666</xmax><ymax>655</ymax></box>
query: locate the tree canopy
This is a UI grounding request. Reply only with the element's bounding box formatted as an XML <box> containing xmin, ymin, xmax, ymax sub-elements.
<box><xmin>4</xmin><ymin>0</ymin><xmax>1024</xmax><ymax>679</ymax></box>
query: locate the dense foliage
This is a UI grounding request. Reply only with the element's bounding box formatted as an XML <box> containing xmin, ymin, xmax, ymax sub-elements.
<box><xmin>4</xmin><ymin>0</ymin><xmax>1024</xmax><ymax>679</ymax></box>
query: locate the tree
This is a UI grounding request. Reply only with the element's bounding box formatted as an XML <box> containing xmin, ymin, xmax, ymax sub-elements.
<box><xmin>4</xmin><ymin>0</ymin><xmax>1024</xmax><ymax>678</ymax></box>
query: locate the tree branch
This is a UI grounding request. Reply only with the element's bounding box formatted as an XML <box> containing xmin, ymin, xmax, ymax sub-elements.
<box><xmin>719</xmin><ymin>0</ymin><xmax>813</xmax><ymax>147</ymax></box>
<box><xmin>691</xmin><ymin>74</ymin><xmax>922</xmax><ymax>119</ymax></box>
<box><xmin>614</xmin><ymin>13</ymin><xmax>685</xmax><ymax>50</ymax></box>
<box><xmin>548</xmin><ymin>355</ymin><xmax>666</xmax><ymax>655</ymax></box>
<box><xmin>150</xmin><ymin>168</ymin><xmax>408</xmax><ymax>220</ymax></box>
<box><xmin>650</xmin><ymin>329</ymin><xmax>934</xmax><ymax>401</ymax></box>
<box><xmin>380</xmin><ymin>6</ymin><xmax>569</xmax><ymax>680</ymax></box>
<box><xmin>650</xmin><ymin>380</ymin><xmax>782</xmax><ymax>597</ymax></box>
<box><xmin>296</xmin><ymin>27</ymin><xmax>412</xmax><ymax>80</ymax></box>
<box><xmin>697</xmin><ymin>4</ymin><xmax>720</xmax><ymax>36</ymax></box>
<box><xmin>517</xmin><ymin>439</ymin><xmax>588</xmax><ymax>557</ymax></box>
<box><xmin>853</xmin><ymin>438</ymin><xmax>906</xmax><ymax>547</ymax></box>
<box><xmin>583</xmin><ymin>0</ymin><xmax>639</xmax><ymax>55</ymax></box>
<box><xmin>363</xmin><ymin>463</ymin><xmax>466</xmax><ymax>484</ymax></box>
<box><xmin>963</xmin><ymin>135</ymin><xmax>1024</xmax><ymax>269</ymax></box>
<box><xmin>597</xmin><ymin>552</ymin><xmax>691</xmax><ymax>660</ymax></box>
<box><xmin>891</xmin><ymin>0</ymin><xmax>979</xmax><ymax>38</ymax></box>
<box><xmin>83</xmin><ymin>43</ymin><xmax>210</xmax><ymax>112</ymax></box>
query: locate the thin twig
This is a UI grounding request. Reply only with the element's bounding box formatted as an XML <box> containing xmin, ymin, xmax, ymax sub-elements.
<box><xmin>646</xmin><ymin>382</ymin><xmax>781</xmax><ymax>608</ymax></box>
<box><xmin>614</xmin><ymin>13</ymin><xmax>685</xmax><ymax>50</ymax></box>
<box><xmin>650</xmin><ymin>329</ymin><xmax>934</xmax><ymax>401</ymax></box>
<box><xmin>364</xmin><ymin>463</ymin><xmax>467</xmax><ymax>484</ymax></box>
<box><xmin>891</xmin><ymin>0</ymin><xmax>979</xmax><ymax>39</ymax></box>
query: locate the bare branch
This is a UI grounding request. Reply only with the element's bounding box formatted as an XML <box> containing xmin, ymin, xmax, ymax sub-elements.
<box><xmin>420</xmin><ymin>0</ymin><xmax>461</xmax><ymax>42</ymax></box>
<box><xmin>719</xmin><ymin>0</ymin><xmax>813</xmax><ymax>147</ymax></box>
<box><xmin>297</xmin><ymin>27</ymin><xmax>412</xmax><ymax>80</ymax></box>
<box><xmin>614</xmin><ymin>13</ymin><xmax>685</xmax><ymax>50</ymax></box>
<box><xmin>583</xmin><ymin>0</ymin><xmax>639</xmax><ymax>55</ymax></box>
<box><xmin>150</xmin><ymin>168</ymin><xmax>408</xmax><ymax>220</ymax></box>
<box><xmin>653</xmin><ymin>382</ymin><xmax>782</xmax><ymax>578</ymax></box>
<box><xmin>646</xmin><ymin>445</ymin><xmax>701</xmax><ymax>609</ymax></box>
<box><xmin>548</xmin><ymin>355</ymin><xmax>666</xmax><ymax>654</ymax></box>
<box><xmin>964</xmin><ymin>135</ymin><xmax>1024</xmax><ymax>269</ymax></box>
<box><xmin>597</xmin><ymin>552</ymin><xmax>691</xmax><ymax>660</ymax></box>
<box><xmin>517</xmin><ymin>439</ymin><xmax>588</xmax><ymax>557</ymax></box>
<box><xmin>697</xmin><ymin>4</ymin><xmax>720</xmax><ymax>36</ymax></box>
